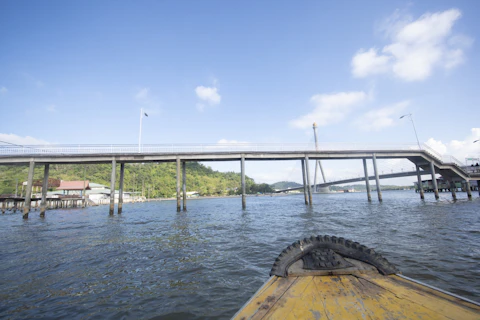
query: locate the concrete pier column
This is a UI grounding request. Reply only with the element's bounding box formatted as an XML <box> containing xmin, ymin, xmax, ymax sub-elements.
<box><xmin>23</xmin><ymin>161</ymin><xmax>35</xmax><ymax>219</ymax></box>
<box><xmin>372</xmin><ymin>154</ymin><xmax>382</xmax><ymax>202</ymax></box>
<box><xmin>305</xmin><ymin>155</ymin><xmax>312</xmax><ymax>205</ymax></box>
<box><xmin>449</xmin><ymin>180</ymin><xmax>457</xmax><ymax>201</ymax></box>
<box><xmin>241</xmin><ymin>155</ymin><xmax>246</xmax><ymax>209</ymax></box>
<box><xmin>2</xmin><ymin>201</ymin><xmax>5</xmax><ymax>214</ymax></box>
<box><xmin>176</xmin><ymin>158</ymin><xmax>181</xmax><ymax>212</ymax></box>
<box><xmin>118</xmin><ymin>163</ymin><xmax>125</xmax><ymax>214</ymax></box>
<box><xmin>415</xmin><ymin>165</ymin><xmax>425</xmax><ymax>200</ymax></box>
<box><xmin>301</xmin><ymin>159</ymin><xmax>308</xmax><ymax>205</ymax></box>
<box><xmin>362</xmin><ymin>159</ymin><xmax>372</xmax><ymax>202</ymax></box>
<box><xmin>466</xmin><ymin>180</ymin><xmax>472</xmax><ymax>200</ymax></box>
<box><xmin>429</xmin><ymin>161</ymin><xmax>440</xmax><ymax>200</ymax></box>
<box><xmin>109</xmin><ymin>159</ymin><xmax>116</xmax><ymax>215</ymax></box>
<box><xmin>182</xmin><ymin>161</ymin><xmax>187</xmax><ymax>211</ymax></box>
<box><xmin>40</xmin><ymin>164</ymin><xmax>50</xmax><ymax>217</ymax></box>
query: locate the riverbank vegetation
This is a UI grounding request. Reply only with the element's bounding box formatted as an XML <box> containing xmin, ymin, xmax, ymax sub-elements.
<box><xmin>0</xmin><ymin>162</ymin><xmax>274</xmax><ymax>197</ymax></box>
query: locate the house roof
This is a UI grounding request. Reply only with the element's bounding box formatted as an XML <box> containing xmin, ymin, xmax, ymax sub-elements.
<box><xmin>57</xmin><ymin>180</ymin><xmax>91</xmax><ymax>190</ymax></box>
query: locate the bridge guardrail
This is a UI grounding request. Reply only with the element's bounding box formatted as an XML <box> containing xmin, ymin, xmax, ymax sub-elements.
<box><xmin>0</xmin><ymin>143</ymin><xmax>426</xmax><ymax>156</ymax></box>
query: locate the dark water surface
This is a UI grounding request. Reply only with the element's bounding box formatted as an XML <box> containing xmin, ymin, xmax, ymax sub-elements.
<box><xmin>1</xmin><ymin>191</ymin><xmax>479</xmax><ymax>319</ymax></box>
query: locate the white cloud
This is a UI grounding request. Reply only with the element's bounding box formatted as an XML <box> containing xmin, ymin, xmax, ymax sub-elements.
<box><xmin>134</xmin><ymin>87</ymin><xmax>160</xmax><ymax>114</ymax></box>
<box><xmin>355</xmin><ymin>100</ymin><xmax>409</xmax><ymax>131</ymax></box>
<box><xmin>46</xmin><ymin>104</ymin><xmax>56</xmax><ymax>112</ymax></box>
<box><xmin>352</xmin><ymin>48</ymin><xmax>391</xmax><ymax>77</ymax></box>
<box><xmin>425</xmin><ymin>128</ymin><xmax>480</xmax><ymax>160</ymax></box>
<box><xmin>0</xmin><ymin>133</ymin><xmax>50</xmax><ymax>145</ymax></box>
<box><xmin>352</xmin><ymin>8</ymin><xmax>472</xmax><ymax>81</ymax></box>
<box><xmin>195</xmin><ymin>85</ymin><xmax>221</xmax><ymax>106</ymax></box>
<box><xmin>290</xmin><ymin>91</ymin><xmax>368</xmax><ymax>129</ymax></box>
<box><xmin>0</xmin><ymin>86</ymin><xmax>7</xmax><ymax>95</ymax></box>
<box><xmin>217</xmin><ymin>139</ymin><xmax>249</xmax><ymax>144</ymax></box>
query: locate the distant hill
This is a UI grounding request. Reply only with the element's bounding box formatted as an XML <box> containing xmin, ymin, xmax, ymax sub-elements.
<box><xmin>0</xmin><ymin>162</ymin><xmax>274</xmax><ymax>198</ymax></box>
<box><xmin>270</xmin><ymin>181</ymin><xmax>303</xmax><ymax>189</ymax></box>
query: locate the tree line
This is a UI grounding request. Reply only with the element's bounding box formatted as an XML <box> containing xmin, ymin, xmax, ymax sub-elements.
<box><xmin>0</xmin><ymin>162</ymin><xmax>274</xmax><ymax>198</ymax></box>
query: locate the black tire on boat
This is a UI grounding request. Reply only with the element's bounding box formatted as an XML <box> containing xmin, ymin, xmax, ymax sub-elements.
<box><xmin>270</xmin><ymin>235</ymin><xmax>398</xmax><ymax>277</ymax></box>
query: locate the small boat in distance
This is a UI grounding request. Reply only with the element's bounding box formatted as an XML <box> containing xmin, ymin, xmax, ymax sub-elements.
<box><xmin>232</xmin><ymin>235</ymin><xmax>480</xmax><ymax>319</ymax></box>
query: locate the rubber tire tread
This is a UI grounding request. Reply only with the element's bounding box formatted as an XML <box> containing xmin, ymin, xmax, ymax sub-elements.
<box><xmin>270</xmin><ymin>235</ymin><xmax>398</xmax><ymax>277</ymax></box>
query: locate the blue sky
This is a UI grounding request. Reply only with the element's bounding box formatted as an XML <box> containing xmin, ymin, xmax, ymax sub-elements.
<box><xmin>1</xmin><ymin>0</ymin><xmax>479</xmax><ymax>185</ymax></box>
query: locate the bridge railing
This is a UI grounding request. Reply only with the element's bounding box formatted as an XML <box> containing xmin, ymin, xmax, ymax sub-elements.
<box><xmin>0</xmin><ymin>142</ymin><xmax>426</xmax><ymax>156</ymax></box>
<box><xmin>441</xmin><ymin>155</ymin><xmax>464</xmax><ymax>168</ymax></box>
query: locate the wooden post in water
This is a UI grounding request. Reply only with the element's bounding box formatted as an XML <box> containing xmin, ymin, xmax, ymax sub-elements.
<box><xmin>241</xmin><ymin>155</ymin><xmax>246</xmax><ymax>209</ymax></box>
<box><xmin>176</xmin><ymin>157</ymin><xmax>181</xmax><ymax>212</ymax></box>
<box><xmin>118</xmin><ymin>163</ymin><xmax>124</xmax><ymax>214</ymax></box>
<box><xmin>1</xmin><ymin>200</ymin><xmax>5</xmax><ymax>214</ymax></box>
<box><xmin>362</xmin><ymin>159</ymin><xmax>371</xmax><ymax>202</ymax></box>
<box><xmin>40</xmin><ymin>164</ymin><xmax>49</xmax><ymax>217</ymax></box>
<box><xmin>182</xmin><ymin>161</ymin><xmax>187</xmax><ymax>211</ymax></box>
<box><xmin>301</xmin><ymin>159</ymin><xmax>308</xmax><ymax>205</ymax></box>
<box><xmin>372</xmin><ymin>154</ymin><xmax>382</xmax><ymax>202</ymax></box>
<box><xmin>109</xmin><ymin>159</ymin><xmax>116</xmax><ymax>215</ymax></box>
<box><xmin>466</xmin><ymin>180</ymin><xmax>472</xmax><ymax>200</ymax></box>
<box><xmin>23</xmin><ymin>161</ymin><xmax>35</xmax><ymax>219</ymax></box>
<box><xmin>415</xmin><ymin>165</ymin><xmax>425</xmax><ymax>200</ymax></box>
<box><xmin>305</xmin><ymin>155</ymin><xmax>312</xmax><ymax>205</ymax></box>
<box><xmin>429</xmin><ymin>161</ymin><xmax>440</xmax><ymax>200</ymax></box>
<box><xmin>449</xmin><ymin>180</ymin><xmax>457</xmax><ymax>201</ymax></box>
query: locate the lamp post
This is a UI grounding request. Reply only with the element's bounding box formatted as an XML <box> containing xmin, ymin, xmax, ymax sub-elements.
<box><xmin>400</xmin><ymin>113</ymin><xmax>421</xmax><ymax>150</ymax></box>
<box><xmin>138</xmin><ymin>108</ymin><xmax>148</xmax><ymax>152</ymax></box>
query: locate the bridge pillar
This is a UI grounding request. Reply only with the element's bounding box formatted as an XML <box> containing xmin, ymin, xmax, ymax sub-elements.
<box><xmin>176</xmin><ymin>158</ymin><xmax>181</xmax><ymax>212</ymax></box>
<box><xmin>466</xmin><ymin>180</ymin><xmax>472</xmax><ymax>199</ymax></box>
<box><xmin>23</xmin><ymin>161</ymin><xmax>35</xmax><ymax>219</ymax></box>
<box><xmin>415</xmin><ymin>165</ymin><xmax>425</xmax><ymax>200</ymax></box>
<box><xmin>372</xmin><ymin>154</ymin><xmax>382</xmax><ymax>202</ymax></box>
<box><xmin>40</xmin><ymin>164</ymin><xmax>49</xmax><ymax>217</ymax></box>
<box><xmin>118</xmin><ymin>163</ymin><xmax>124</xmax><ymax>214</ymax></box>
<box><xmin>305</xmin><ymin>156</ymin><xmax>312</xmax><ymax>205</ymax></box>
<box><xmin>241</xmin><ymin>155</ymin><xmax>246</xmax><ymax>209</ymax></box>
<box><xmin>362</xmin><ymin>159</ymin><xmax>371</xmax><ymax>202</ymax></box>
<box><xmin>449</xmin><ymin>180</ymin><xmax>457</xmax><ymax>201</ymax></box>
<box><xmin>109</xmin><ymin>159</ymin><xmax>116</xmax><ymax>215</ymax></box>
<box><xmin>429</xmin><ymin>161</ymin><xmax>440</xmax><ymax>200</ymax></box>
<box><xmin>182</xmin><ymin>161</ymin><xmax>187</xmax><ymax>211</ymax></box>
<box><xmin>301</xmin><ymin>159</ymin><xmax>308</xmax><ymax>205</ymax></box>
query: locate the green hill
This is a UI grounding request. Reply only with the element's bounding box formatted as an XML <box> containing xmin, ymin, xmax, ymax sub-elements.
<box><xmin>270</xmin><ymin>181</ymin><xmax>303</xmax><ymax>189</ymax></box>
<box><xmin>0</xmin><ymin>162</ymin><xmax>273</xmax><ymax>198</ymax></box>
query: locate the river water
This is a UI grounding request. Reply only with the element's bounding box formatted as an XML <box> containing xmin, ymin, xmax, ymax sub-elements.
<box><xmin>1</xmin><ymin>190</ymin><xmax>479</xmax><ymax>319</ymax></box>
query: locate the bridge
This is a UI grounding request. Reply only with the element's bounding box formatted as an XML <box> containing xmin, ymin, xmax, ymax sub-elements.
<box><xmin>1</xmin><ymin>143</ymin><xmax>479</xmax><ymax>219</ymax></box>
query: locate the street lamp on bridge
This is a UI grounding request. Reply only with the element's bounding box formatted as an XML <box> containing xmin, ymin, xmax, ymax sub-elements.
<box><xmin>400</xmin><ymin>113</ymin><xmax>421</xmax><ymax>150</ymax></box>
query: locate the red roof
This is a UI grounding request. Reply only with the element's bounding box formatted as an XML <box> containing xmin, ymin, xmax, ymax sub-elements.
<box><xmin>57</xmin><ymin>180</ymin><xmax>91</xmax><ymax>190</ymax></box>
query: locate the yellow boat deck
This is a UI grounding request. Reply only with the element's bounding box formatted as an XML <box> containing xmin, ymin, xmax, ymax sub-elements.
<box><xmin>233</xmin><ymin>273</ymin><xmax>480</xmax><ymax>319</ymax></box>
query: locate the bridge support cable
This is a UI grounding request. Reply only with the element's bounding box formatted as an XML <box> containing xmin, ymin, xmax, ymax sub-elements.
<box><xmin>109</xmin><ymin>159</ymin><xmax>116</xmax><ymax>215</ymax></box>
<box><xmin>23</xmin><ymin>161</ymin><xmax>35</xmax><ymax>219</ymax></box>
<box><xmin>372</xmin><ymin>154</ymin><xmax>382</xmax><ymax>202</ymax></box>
<box><xmin>176</xmin><ymin>158</ymin><xmax>181</xmax><ymax>212</ymax></box>
<box><xmin>305</xmin><ymin>156</ymin><xmax>313</xmax><ymax>205</ymax></box>
<box><xmin>182</xmin><ymin>161</ymin><xmax>187</xmax><ymax>211</ymax></box>
<box><xmin>313</xmin><ymin>160</ymin><xmax>327</xmax><ymax>193</ymax></box>
<box><xmin>241</xmin><ymin>155</ymin><xmax>246</xmax><ymax>210</ymax></box>
<box><xmin>301</xmin><ymin>159</ymin><xmax>308</xmax><ymax>205</ymax></box>
<box><xmin>362</xmin><ymin>159</ymin><xmax>372</xmax><ymax>202</ymax></box>
<box><xmin>40</xmin><ymin>164</ymin><xmax>49</xmax><ymax>217</ymax></box>
<box><xmin>466</xmin><ymin>180</ymin><xmax>472</xmax><ymax>199</ymax></box>
<box><xmin>118</xmin><ymin>163</ymin><xmax>125</xmax><ymax>214</ymax></box>
<box><xmin>416</xmin><ymin>165</ymin><xmax>425</xmax><ymax>200</ymax></box>
<box><xmin>429</xmin><ymin>161</ymin><xmax>440</xmax><ymax>200</ymax></box>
